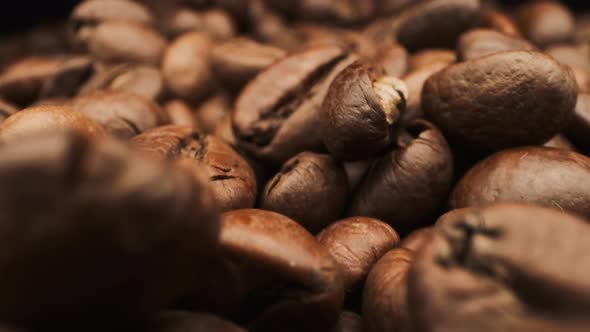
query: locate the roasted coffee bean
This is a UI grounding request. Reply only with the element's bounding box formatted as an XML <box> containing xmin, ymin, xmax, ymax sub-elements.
<box><xmin>262</xmin><ymin>152</ymin><xmax>348</xmax><ymax>232</ymax></box>
<box><xmin>377</xmin><ymin>0</ymin><xmax>413</xmax><ymax>16</ymax></box>
<box><xmin>479</xmin><ymin>9</ymin><xmax>522</xmax><ymax>38</ymax></box>
<box><xmin>565</xmin><ymin>94</ymin><xmax>590</xmax><ymax>153</ymax></box>
<box><xmin>214</xmin><ymin>113</ymin><xmax>238</xmax><ymax>146</ymax></box>
<box><xmin>0</xmin><ymin>105</ymin><xmax>106</xmax><ymax>142</ymax></box>
<box><xmin>408</xmin><ymin>48</ymin><xmax>456</xmax><ymax>71</ymax></box>
<box><xmin>264</xmin><ymin>0</ymin><xmax>377</xmax><ymax>24</ymax></box>
<box><xmin>88</xmin><ymin>21</ymin><xmax>167</xmax><ymax>65</ymax></box>
<box><xmin>546</xmin><ymin>43</ymin><xmax>590</xmax><ymax>72</ymax></box>
<box><xmin>423</xmin><ymin>51</ymin><xmax>578</xmax><ymax>151</ymax></box>
<box><xmin>457</xmin><ymin>28</ymin><xmax>536</xmax><ymax>61</ymax></box>
<box><xmin>317</xmin><ymin>217</ymin><xmax>399</xmax><ymax>289</ymax></box>
<box><xmin>450</xmin><ymin>146</ymin><xmax>590</xmax><ymax>219</ymax></box>
<box><xmin>300</xmin><ymin>28</ymin><xmax>378</xmax><ymax>60</ymax></box>
<box><xmin>372</xmin><ymin>42</ymin><xmax>409</xmax><ymax>78</ymax></box>
<box><xmin>233</xmin><ymin>46</ymin><xmax>357</xmax><ymax>163</ymax></box>
<box><xmin>434</xmin><ymin>207</ymin><xmax>473</xmax><ymax>228</ymax></box>
<box><xmin>0</xmin><ymin>99</ymin><xmax>17</xmax><ymax>124</ymax></box>
<box><xmin>162</xmin><ymin>32</ymin><xmax>214</xmax><ymax>104</ymax></box>
<box><xmin>348</xmin><ymin>120</ymin><xmax>453</xmax><ymax>235</ymax></box>
<box><xmin>0</xmin><ymin>131</ymin><xmax>218</xmax><ymax>329</ymax></box>
<box><xmin>363</xmin><ymin>248</ymin><xmax>414</xmax><ymax>332</ymax></box>
<box><xmin>211</xmin><ymin>38</ymin><xmax>286</xmax><ymax>93</ymax></box>
<box><xmin>343</xmin><ymin>160</ymin><xmax>371</xmax><ymax>191</ymax></box>
<box><xmin>148</xmin><ymin>311</ymin><xmax>245</xmax><ymax>332</ymax></box>
<box><xmin>331</xmin><ymin>311</ymin><xmax>364</xmax><ymax>332</ymax></box>
<box><xmin>185</xmin><ymin>209</ymin><xmax>344</xmax><ymax>332</ymax></box>
<box><xmin>70</xmin><ymin>90</ymin><xmax>167</xmax><ymax>139</ymax></box>
<box><xmin>79</xmin><ymin>63</ymin><xmax>165</xmax><ymax>101</ymax></box>
<box><xmin>0</xmin><ymin>56</ymin><xmax>93</xmax><ymax>106</ymax></box>
<box><xmin>393</xmin><ymin>0</ymin><xmax>481</xmax><ymax>52</ymax></box>
<box><xmin>131</xmin><ymin>125</ymin><xmax>257</xmax><ymax>212</ymax></box>
<box><xmin>401</xmin><ymin>61</ymin><xmax>449</xmax><ymax>123</ymax></box>
<box><xmin>516</xmin><ymin>0</ymin><xmax>575</xmax><ymax>48</ymax></box>
<box><xmin>162</xmin><ymin>8</ymin><xmax>236</xmax><ymax>41</ymax></box>
<box><xmin>399</xmin><ymin>227</ymin><xmax>435</xmax><ymax>251</ymax></box>
<box><xmin>321</xmin><ymin>61</ymin><xmax>408</xmax><ymax>161</ymax></box>
<box><xmin>195</xmin><ymin>94</ymin><xmax>231</xmax><ymax>134</ymax></box>
<box><xmin>70</xmin><ymin>0</ymin><xmax>155</xmax><ymax>48</ymax></box>
<box><xmin>164</xmin><ymin>100</ymin><xmax>200</xmax><ymax>129</ymax></box>
<box><xmin>409</xmin><ymin>203</ymin><xmax>590</xmax><ymax>332</ymax></box>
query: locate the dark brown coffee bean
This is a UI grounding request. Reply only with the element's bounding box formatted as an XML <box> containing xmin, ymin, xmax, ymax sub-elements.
<box><xmin>348</xmin><ymin>120</ymin><xmax>453</xmax><ymax>235</ymax></box>
<box><xmin>457</xmin><ymin>29</ymin><xmax>536</xmax><ymax>61</ymax></box>
<box><xmin>479</xmin><ymin>9</ymin><xmax>522</xmax><ymax>38</ymax></box>
<box><xmin>211</xmin><ymin>38</ymin><xmax>286</xmax><ymax>93</ymax></box>
<box><xmin>0</xmin><ymin>105</ymin><xmax>106</xmax><ymax>142</ymax></box>
<box><xmin>70</xmin><ymin>0</ymin><xmax>155</xmax><ymax>48</ymax></box>
<box><xmin>164</xmin><ymin>100</ymin><xmax>200</xmax><ymax>129</ymax></box>
<box><xmin>321</xmin><ymin>61</ymin><xmax>408</xmax><ymax>161</ymax></box>
<box><xmin>393</xmin><ymin>0</ymin><xmax>481</xmax><ymax>52</ymax></box>
<box><xmin>0</xmin><ymin>131</ymin><xmax>218</xmax><ymax>329</ymax></box>
<box><xmin>0</xmin><ymin>56</ymin><xmax>93</xmax><ymax>106</ymax></box>
<box><xmin>401</xmin><ymin>61</ymin><xmax>449</xmax><ymax>123</ymax></box>
<box><xmin>233</xmin><ymin>46</ymin><xmax>357</xmax><ymax>163</ymax></box>
<box><xmin>409</xmin><ymin>203</ymin><xmax>590</xmax><ymax>332</ymax></box>
<box><xmin>544</xmin><ymin>134</ymin><xmax>577</xmax><ymax>151</ymax></box>
<box><xmin>423</xmin><ymin>51</ymin><xmax>578</xmax><ymax>151</ymax></box>
<box><xmin>79</xmin><ymin>63</ymin><xmax>165</xmax><ymax>101</ymax></box>
<box><xmin>88</xmin><ymin>22</ymin><xmax>167</xmax><ymax>65</ymax></box>
<box><xmin>70</xmin><ymin>90</ymin><xmax>167</xmax><ymax>139</ymax></box>
<box><xmin>362</xmin><ymin>248</ymin><xmax>414</xmax><ymax>332</ymax></box>
<box><xmin>516</xmin><ymin>0</ymin><xmax>575</xmax><ymax>48</ymax></box>
<box><xmin>400</xmin><ymin>227</ymin><xmax>435</xmax><ymax>251</ymax></box>
<box><xmin>450</xmin><ymin>146</ymin><xmax>590</xmax><ymax>219</ymax></box>
<box><xmin>131</xmin><ymin>125</ymin><xmax>257</xmax><ymax>212</ymax></box>
<box><xmin>408</xmin><ymin>48</ymin><xmax>456</xmax><ymax>71</ymax></box>
<box><xmin>565</xmin><ymin>94</ymin><xmax>590</xmax><ymax>153</ymax></box>
<box><xmin>195</xmin><ymin>94</ymin><xmax>231</xmax><ymax>134</ymax></box>
<box><xmin>264</xmin><ymin>0</ymin><xmax>377</xmax><ymax>24</ymax></box>
<box><xmin>162</xmin><ymin>32</ymin><xmax>214</xmax><ymax>104</ymax></box>
<box><xmin>372</xmin><ymin>42</ymin><xmax>409</xmax><ymax>78</ymax></box>
<box><xmin>186</xmin><ymin>209</ymin><xmax>344</xmax><ymax>332</ymax></box>
<box><xmin>148</xmin><ymin>311</ymin><xmax>244</xmax><ymax>332</ymax></box>
<box><xmin>331</xmin><ymin>311</ymin><xmax>364</xmax><ymax>332</ymax></box>
<box><xmin>261</xmin><ymin>152</ymin><xmax>348</xmax><ymax>232</ymax></box>
<box><xmin>317</xmin><ymin>217</ymin><xmax>399</xmax><ymax>289</ymax></box>
<box><xmin>0</xmin><ymin>99</ymin><xmax>17</xmax><ymax>124</ymax></box>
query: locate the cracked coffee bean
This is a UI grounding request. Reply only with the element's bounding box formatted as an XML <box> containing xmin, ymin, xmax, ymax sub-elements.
<box><xmin>184</xmin><ymin>209</ymin><xmax>344</xmax><ymax>332</ymax></box>
<box><xmin>261</xmin><ymin>152</ymin><xmax>348</xmax><ymax>233</ymax></box>
<box><xmin>348</xmin><ymin>120</ymin><xmax>453</xmax><ymax>235</ymax></box>
<box><xmin>450</xmin><ymin>146</ymin><xmax>590</xmax><ymax>219</ymax></box>
<box><xmin>409</xmin><ymin>203</ymin><xmax>590</xmax><ymax>332</ymax></box>
<box><xmin>423</xmin><ymin>51</ymin><xmax>578</xmax><ymax>151</ymax></box>
<box><xmin>70</xmin><ymin>90</ymin><xmax>168</xmax><ymax>139</ymax></box>
<box><xmin>317</xmin><ymin>217</ymin><xmax>400</xmax><ymax>290</ymax></box>
<box><xmin>233</xmin><ymin>46</ymin><xmax>357</xmax><ymax>163</ymax></box>
<box><xmin>0</xmin><ymin>131</ymin><xmax>218</xmax><ymax>329</ymax></box>
<box><xmin>131</xmin><ymin>125</ymin><xmax>257</xmax><ymax>212</ymax></box>
<box><xmin>321</xmin><ymin>61</ymin><xmax>408</xmax><ymax>161</ymax></box>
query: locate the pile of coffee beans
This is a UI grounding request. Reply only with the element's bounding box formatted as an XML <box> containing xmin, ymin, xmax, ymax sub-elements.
<box><xmin>1</xmin><ymin>0</ymin><xmax>590</xmax><ymax>331</ymax></box>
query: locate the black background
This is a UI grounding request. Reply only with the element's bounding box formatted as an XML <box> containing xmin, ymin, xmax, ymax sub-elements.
<box><xmin>0</xmin><ymin>0</ymin><xmax>589</xmax><ymax>35</ymax></box>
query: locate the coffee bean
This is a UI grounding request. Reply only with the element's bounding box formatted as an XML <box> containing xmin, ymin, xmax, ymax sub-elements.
<box><xmin>479</xmin><ymin>9</ymin><xmax>522</xmax><ymax>38</ymax></box>
<box><xmin>457</xmin><ymin>28</ymin><xmax>536</xmax><ymax>61</ymax></box>
<box><xmin>409</xmin><ymin>203</ymin><xmax>590</xmax><ymax>332</ymax></box>
<box><xmin>0</xmin><ymin>131</ymin><xmax>218</xmax><ymax>329</ymax></box>
<box><xmin>264</xmin><ymin>0</ymin><xmax>377</xmax><ymax>24</ymax></box>
<box><xmin>162</xmin><ymin>8</ymin><xmax>236</xmax><ymax>41</ymax></box>
<box><xmin>317</xmin><ymin>217</ymin><xmax>399</xmax><ymax>289</ymax></box>
<box><xmin>162</xmin><ymin>32</ymin><xmax>214</xmax><ymax>104</ymax></box>
<box><xmin>423</xmin><ymin>51</ymin><xmax>578</xmax><ymax>151</ymax></box>
<box><xmin>348</xmin><ymin>120</ymin><xmax>453</xmax><ymax>235</ymax></box>
<box><xmin>408</xmin><ymin>48</ymin><xmax>456</xmax><ymax>71</ymax></box>
<box><xmin>262</xmin><ymin>152</ymin><xmax>348</xmax><ymax>232</ymax></box>
<box><xmin>195</xmin><ymin>94</ymin><xmax>231</xmax><ymax>134</ymax></box>
<box><xmin>131</xmin><ymin>125</ymin><xmax>257</xmax><ymax>212</ymax></box>
<box><xmin>400</xmin><ymin>227</ymin><xmax>435</xmax><ymax>251</ymax></box>
<box><xmin>393</xmin><ymin>0</ymin><xmax>481</xmax><ymax>52</ymax></box>
<box><xmin>321</xmin><ymin>61</ymin><xmax>408</xmax><ymax>161</ymax></box>
<box><xmin>185</xmin><ymin>209</ymin><xmax>344</xmax><ymax>332</ymax></box>
<box><xmin>372</xmin><ymin>42</ymin><xmax>409</xmax><ymax>78</ymax></box>
<box><xmin>233</xmin><ymin>46</ymin><xmax>357</xmax><ymax>163</ymax></box>
<box><xmin>148</xmin><ymin>311</ymin><xmax>245</xmax><ymax>332</ymax></box>
<box><xmin>450</xmin><ymin>146</ymin><xmax>590</xmax><ymax>218</ymax></box>
<box><xmin>70</xmin><ymin>90</ymin><xmax>168</xmax><ymax>139</ymax></box>
<box><xmin>516</xmin><ymin>0</ymin><xmax>575</xmax><ymax>48</ymax></box>
<box><xmin>363</xmin><ymin>248</ymin><xmax>414</xmax><ymax>332</ymax></box>
<box><xmin>401</xmin><ymin>61</ymin><xmax>449</xmax><ymax>123</ymax></box>
<box><xmin>0</xmin><ymin>105</ymin><xmax>106</xmax><ymax>142</ymax></box>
